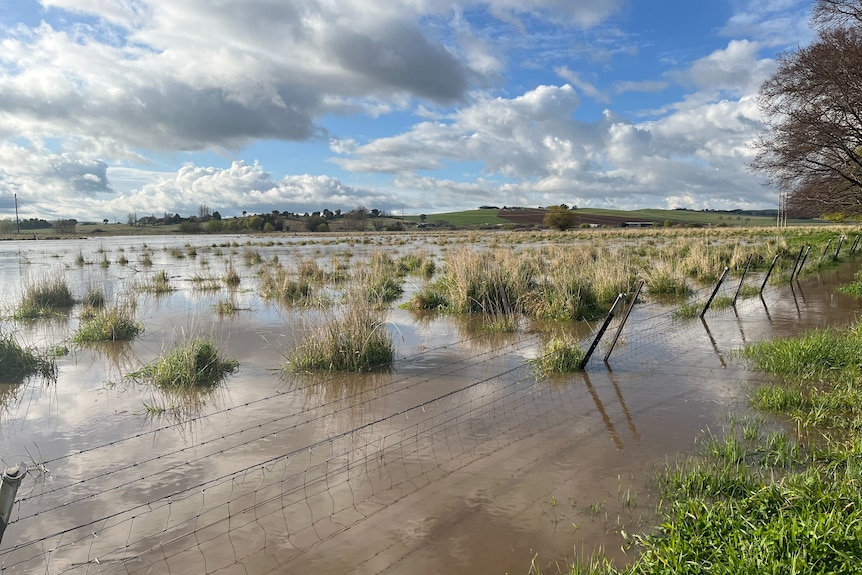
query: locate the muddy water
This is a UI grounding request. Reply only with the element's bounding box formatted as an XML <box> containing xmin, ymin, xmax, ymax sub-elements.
<box><xmin>0</xmin><ymin>235</ymin><xmax>859</xmax><ymax>574</ymax></box>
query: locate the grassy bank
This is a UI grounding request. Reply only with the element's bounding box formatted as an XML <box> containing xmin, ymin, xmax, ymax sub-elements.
<box><xmin>546</xmin><ymin>319</ymin><xmax>862</xmax><ymax>574</ymax></box>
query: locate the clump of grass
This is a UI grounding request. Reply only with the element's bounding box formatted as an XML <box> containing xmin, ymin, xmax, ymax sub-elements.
<box><xmin>129</xmin><ymin>338</ymin><xmax>238</xmax><ymax>389</ymax></box>
<box><xmin>643</xmin><ymin>260</ymin><xmax>692</xmax><ymax>297</ymax></box>
<box><xmin>285</xmin><ymin>294</ymin><xmax>393</xmax><ymax>373</ymax></box>
<box><xmin>672</xmin><ymin>302</ymin><xmax>701</xmax><ymax>320</ymax></box>
<box><xmin>224</xmin><ymin>261</ymin><xmax>241</xmax><ymax>287</ymax></box>
<box><xmin>530</xmin><ymin>334</ymin><xmax>585</xmax><ymax>376</ymax></box>
<box><xmin>74</xmin><ymin>301</ymin><xmax>142</xmax><ymax>342</ymax></box>
<box><xmin>0</xmin><ymin>333</ymin><xmax>56</xmax><ymax>382</ymax></box>
<box><xmin>84</xmin><ymin>287</ymin><xmax>106</xmax><ymax>309</ymax></box>
<box><xmin>140</xmin><ymin>253</ymin><xmax>153</xmax><ymax>267</ymax></box>
<box><xmin>139</xmin><ymin>270</ymin><xmax>174</xmax><ymax>293</ymax></box>
<box><xmin>259</xmin><ymin>263</ymin><xmax>312</xmax><ymax>303</ymax></box>
<box><xmin>243</xmin><ymin>248</ymin><xmax>262</xmax><ymax>265</ymax></box>
<box><xmin>215</xmin><ymin>300</ymin><xmax>239</xmax><ymax>315</ymax></box>
<box><xmin>14</xmin><ymin>275</ymin><xmax>76</xmax><ymax>319</ymax></box>
<box><xmin>405</xmin><ymin>281</ymin><xmax>449</xmax><ymax>310</ymax></box>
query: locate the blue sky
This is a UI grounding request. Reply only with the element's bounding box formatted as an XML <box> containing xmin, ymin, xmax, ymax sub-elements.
<box><xmin>0</xmin><ymin>0</ymin><xmax>813</xmax><ymax>221</ymax></box>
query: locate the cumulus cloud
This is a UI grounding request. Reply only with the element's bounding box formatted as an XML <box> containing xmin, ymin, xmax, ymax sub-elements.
<box><xmin>0</xmin><ymin>0</ymin><xmax>814</xmax><ymax>220</ymax></box>
<box><xmin>98</xmin><ymin>161</ymin><xmax>394</xmax><ymax>221</ymax></box>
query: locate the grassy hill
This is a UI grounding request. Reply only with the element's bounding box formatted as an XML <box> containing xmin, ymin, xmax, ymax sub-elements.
<box><xmin>405</xmin><ymin>207</ymin><xmax>813</xmax><ymax>228</ymax></box>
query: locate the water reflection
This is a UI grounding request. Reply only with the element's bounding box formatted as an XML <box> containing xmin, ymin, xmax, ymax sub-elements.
<box><xmin>700</xmin><ymin>318</ymin><xmax>727</xmax><ymax>368</ymax></box>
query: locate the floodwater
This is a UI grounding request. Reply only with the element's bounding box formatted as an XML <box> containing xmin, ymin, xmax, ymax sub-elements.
<box><xmin>0</xmin><ymin>233</ymin><xmax>859</xmax><ymax>574</ymax></box>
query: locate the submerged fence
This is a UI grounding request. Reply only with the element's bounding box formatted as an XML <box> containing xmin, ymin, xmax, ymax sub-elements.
<box><xmin>0</xmin><ymin>236</ymin><xmax>857</xmax><ymax>573</ymax></box>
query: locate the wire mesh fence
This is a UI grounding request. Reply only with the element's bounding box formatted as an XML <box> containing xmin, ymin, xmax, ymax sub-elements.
<box><xmin>0</xmin><ymin>250</ymin><xmax>854</xmax><ymax>574</ymax></box>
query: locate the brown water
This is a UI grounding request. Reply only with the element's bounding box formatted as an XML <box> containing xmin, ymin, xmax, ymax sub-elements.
<box><xmin>0</xmin><ymin>235</ymin><xmax>858</xmax><ymax>574</ymax></box>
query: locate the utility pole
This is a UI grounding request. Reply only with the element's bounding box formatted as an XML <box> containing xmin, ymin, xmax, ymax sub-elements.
<box><xmin>14</xmin><ymin>193</ymin><xmax>20</xmax><ymax>234</ymax></box>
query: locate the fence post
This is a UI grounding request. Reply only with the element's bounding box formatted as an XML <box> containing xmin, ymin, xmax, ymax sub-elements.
<box><xmin>732</xmin><ymin>254</ymin><xmax>753</xmax><ymax>305</ymax></box>
<box><xmin>851</xmin><ymin>235</ymin><xmax>860</xmax><ymax>255</ymax></box>
<box><xmin>604</xmin><ymin>280</ymin><xmax>644</xmax><ymax>363</ymax></box>
<box><xmin>0</xmin><ymin>463</ymin><xmax>27</xmax><ymax>545</ymax></box>
<box><xmin>796</xmin><ymin>245</ymin><xmax>811</xmax><ymax>279</ymax></box>
<box><xmin>834</xmin><ymin>235</ymin><xmax>845</xmax><ymax>260</ymax></box>
<box><xmin>760</xmin><ymin>254</ymin><xmax>779</xmax><ymax>294</ymax></box>
<box><xmin>579</xmin><ymin>293</ymin><xmax>625</xmax><ymax>370</ymax></box>
<box><xmin>819</xmin><ymin>239</ymin><xmax>833</xmax><ymax>265</ymax></box>
<box><xmin>700</xmin><ymin>267</ymin><xmax>730</xmax><ymax>318</ymax></box>
<box><xmin>788</xmin><ymin>246</ymin><xmax>805</xmax><ymax>282</ymax></box>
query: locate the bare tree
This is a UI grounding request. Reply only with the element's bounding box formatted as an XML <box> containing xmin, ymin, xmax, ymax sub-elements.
<box><xmin>751</xmin><ymin>0</ymin><xmax>862</xmax><ymax>217</ymax></box>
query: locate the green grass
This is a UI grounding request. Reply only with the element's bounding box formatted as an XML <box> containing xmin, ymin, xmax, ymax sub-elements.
<box><xmin>530</xmin><ymin>335</ymin><xmax>585</xmax><ymax>376</ymax></box>
<box><xmin>129</xmin><ymin>338</ymin><xmax>239</xmax><ymax>389</ymax></box>
<box><xmin>404</xmin><ymin>209</ymin><xmax>509</xmax><ymax>226</ymax></box>
<box><xmin>672</xmin><ymin>302</ymin><xmax>701</xmax><ymax>320</ymax></box>
<box><xmin>14</xmin><ymin>275</ymin><xmax>76</xmax><ymax>319</ymax></box>
<box><xmin>556</xmin><ymin>318</ymin><xmax>862</xmax><ymax>574</ymax></box>
<box><xmin>139</xmin><ymin>270</ymin><xmax>174</xmax><ymax>293</ymax></box>
<box><xmin>74</xmin><ymin>302</ymin><xmax>142</xmax><ymax>342</ymax></box>
<box><xmin>0</xmin><ymin>333</ymin><xmax>56</xmax><ymax>383</ymax></box>
<box><xmin>214</xmin><ymin>299</ymin><xmax>239</xmax><ymax>315</ymax></box>
<box><xmin>285</xmin><ymin>294</ymin><xmax>393</xmax><ymax>373</ymax></box>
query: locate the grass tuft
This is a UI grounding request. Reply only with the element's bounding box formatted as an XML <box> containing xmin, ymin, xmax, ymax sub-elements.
<box><xmin>129</xmin><ymin>338</ymin><xmax>239</xmax><ymax>389</ymax></box>
<box><xmin>0</xmin><ymin>333</ymin><xmax>56</xmax><ymax>382</ymax></box>
<box><xmin>14</xmin><ymin>274</ymin><xmax>76</xmax><ymax>319</ymax></box>
<box><xmin>530</xmin><ymin>334</ymin><xmax>585</xmax><ymax>376</ymax></box>
<box><xmin>74</xmin><ymin>300</ymin><xmax>142</xmax><ymax>342</ymax></box>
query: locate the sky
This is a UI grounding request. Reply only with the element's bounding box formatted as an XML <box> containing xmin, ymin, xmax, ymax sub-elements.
<box><xmin>0</xmin><ymin>0</ymin><xmax>814</xmax><ymax>222</ymax></box>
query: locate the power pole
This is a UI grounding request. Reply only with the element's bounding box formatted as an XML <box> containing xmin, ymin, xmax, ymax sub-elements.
<box><xmin>14</xmin><ymin>193</ymin><xmax>19</xmax><ymax>234</ymax></box>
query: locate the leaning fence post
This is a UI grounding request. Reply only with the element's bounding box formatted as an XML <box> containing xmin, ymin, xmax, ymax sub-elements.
<box><xmin>604</xmin><ymin>280</ymin><xmax>644</xmax><ymax>363</ymax></box>
<box><xmin>796</xmin><ymin>245</ymin><xmax>811</xmax><ymax>278</ymax></box>
<box><xmin>732</xmin><ymin>254</ymin><xmax>753</xmax><ymax>306</ymax></box>
<box><xmin>851</xmin><ymin>235</ymin><xmax>860</xmax><ymax>255</ymax></box>
<box><xmin>760</xmin><ymin>254</ymin><xmax>779</xmax><ymax>294</ymax></box>
<box><xmin>819</xmin><ymin>239</ymin><xmax>833</xmax><ymax>265</ymax></box>
<box><xmin>0</xmin><ymin>463</ymin><xmax>27</xmax><ymax>545</ymax></box>
<box><xmin>834</xmin><ymin>235</ymin><xmax>845</xmax><ymax>260</ymax></box>
<box><xmin>700</xmin><ymin>267</ymin><xmax>730</xmax><ymax>318</ymax></box>
<box><xmin>579</xmin><ymin>293</ymin><xmax>625</xmax><ymax>370</ymax></box>
<box><xmin>788</xmin><ymin>246</ymin><xmax>805</xmax><ymax>282</ymax></box>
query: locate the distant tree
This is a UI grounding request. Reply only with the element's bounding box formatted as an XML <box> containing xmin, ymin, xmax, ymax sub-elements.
<box><xmin>543</xmin><ymin>206</ymin><xmax>577</xmax><ymax>231</ymax></box>
<box><xmin>349</xmin><ymin>206</ymin><xmax>368</xmax><ymax>231</ymax></box>
<box><xmin>53</xmin><ymin>219</ymin><xmax>77</xmax><ymax>234</ymax></box>
<box><xmin>419</xmin><ymin>214</ymin><xmax>427</xmax><ymax>223</ymax></box>
<box><xmin>102</xmin><ymin>219</ymin><xmax>109</xmax><ymax>225</ymax></box>
<box><xmin>306</xmin><ymin>214</ymin><xmax>327</xmax><ymax>232</ymax></box>
<box><xmin>179</xmin><ymin>220</ymin><xmax>201</xmax><ymax>233</ymax></box>
<box><xmin>198</xmin><ymin>204</ymin><xmax>212</xmax><ymax>222</ymax></box>
<box><xmin>212</xmin><ymin>211</ymin><xmax>222</xmax><ymax>221</ymax></box>
<box><xmin>127</xmin><ymin>213</ymin><xmax>137</xmax><ymax>226</ymax></box>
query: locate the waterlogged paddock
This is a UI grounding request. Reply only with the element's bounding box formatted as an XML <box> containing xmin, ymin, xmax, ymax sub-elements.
<box><xmin>0</xmin><ymin>230</ymin><xmax>859</xmax><ymax>574</ymax></box>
